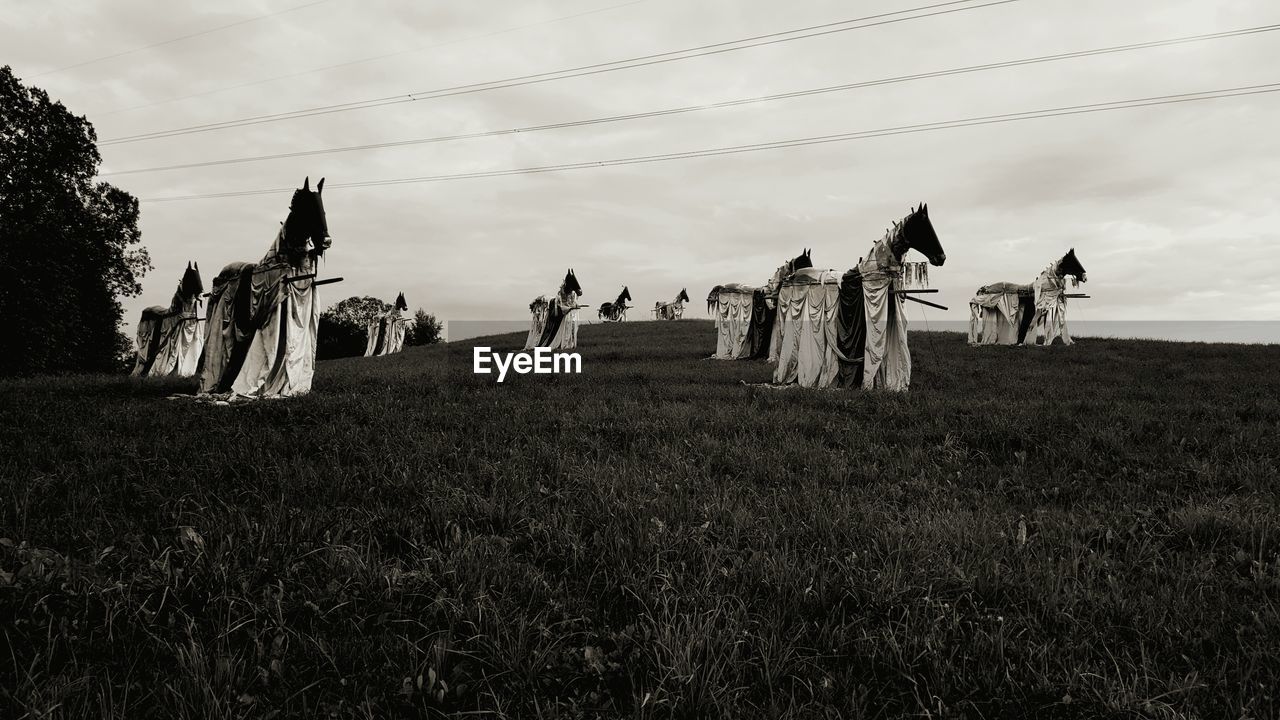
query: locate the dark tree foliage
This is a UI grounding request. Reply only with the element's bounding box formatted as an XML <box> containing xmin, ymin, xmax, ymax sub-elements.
<box><xmin>318</xmin><ymin>296</ymin><xmax>391</xmax><ymax>360</ymax></box>
<box><xmin>0</xmin><ymin>66</ymin><xmax>151</xmax><ymax>376</ymax></box>
<box><xmin>408</xmin><ymin>309</ymin><xmax>443</xmax><ymax>346</ymax></box>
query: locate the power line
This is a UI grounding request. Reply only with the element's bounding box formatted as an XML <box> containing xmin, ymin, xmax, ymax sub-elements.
<box><xmin>100</xmin><ymin>0</ymin><xmax>1019</xmax><ymax>145</ymax></box>
<box><xmin>31</xmin><ymin>0</ymin><xmax>338</xmax><ymax>78</ymax></box>
<box><xmin>101</xmin><ymin>23</ymin><xmax>1280</xmax><ymax>177</ymax></box>
<box><xmin>138</xmin><ymin>81</ymin><xmax>1280</xmax><ymax>202</ymax></box>
<box><xmin>93</xmin><ymin>0</ymin><xmax>656</xmax><ymax>117</ymax></box>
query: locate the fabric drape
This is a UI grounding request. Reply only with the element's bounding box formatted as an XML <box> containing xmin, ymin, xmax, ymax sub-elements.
<box><xmin>709</xmin><ymin>285</ymin><xmax>756</xmax><ymax>360</ymax></box>
<box><xmin>967</xmin><ymin>282</ymin><xmax>1029</xmax><ymax>345</ymax></box>
<box><xmin>771</xmin><ymin>268</ymin><xmax>844</xmax><ymax>387</ymax></box>
<box><xmin>835</xmin><ymin>268</ymin><xmax>866</xmax><ymax>388</ymax></box>
<box><xmin>1031</xmin><ymin>262</ymin><xmax>1074</xmax><ymax>346</ymax></box>
<box><xmin>529</xmin><ymin>292</ymin><xmax>579</xmax><ymax>350</ymax></box>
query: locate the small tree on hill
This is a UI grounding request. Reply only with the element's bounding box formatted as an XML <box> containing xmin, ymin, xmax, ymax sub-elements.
<box><xmin>408</xmin><ymin>309</ymin><xmax>443</xmax><ymax>346</ymax></box>
<box><xmin>318</xmin><ymin>296</ymin><xmax>390</xmax><ymax>359</ymax></box>
<box><xmin>0</xmin><ymin>65</ymin><xmax>151</xmax><ymax>375</ymax></box>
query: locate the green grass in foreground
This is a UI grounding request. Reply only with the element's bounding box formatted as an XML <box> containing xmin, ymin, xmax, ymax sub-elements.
<box><xmin>1</xmin><ymin>320</ymin><xmax>1278</xmax><ymax>719</ymax></box>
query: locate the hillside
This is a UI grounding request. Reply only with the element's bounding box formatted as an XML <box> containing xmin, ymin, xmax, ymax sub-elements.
<box><xmin>1</xmin><ymin>321</ymin><xmax>1278</xmax><ymax>719</ymax></box>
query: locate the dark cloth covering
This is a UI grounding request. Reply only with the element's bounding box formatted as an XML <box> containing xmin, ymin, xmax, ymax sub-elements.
<box><xmin>1016</xmin><ymin>293</ymin><xmax>1035</xmax><ymax>344</ymax></box>
<box><xmin>748</xmin><ymin>289</ymin><xmax>776</xmax><ymax>360</ymax></box>
<box><xmin>537</xmin><ymin>301</ymin><xmax>568</xmax><ymax>347</ymax></box>
<box><xmin>835</xmin><ymin>268</ymin><xmax>866</xmax><ymax>389</ymax></box>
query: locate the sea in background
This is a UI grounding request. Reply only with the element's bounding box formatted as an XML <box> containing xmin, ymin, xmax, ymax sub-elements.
<box><xmin>446</xmin><ymin>320</ymin><xmax>1280</xmax><ymax>344</ymax></box>
<box><xmin>919</xmin><ymin>321</ymin><xmax>1280</xmax><ymax>345</ymax></box>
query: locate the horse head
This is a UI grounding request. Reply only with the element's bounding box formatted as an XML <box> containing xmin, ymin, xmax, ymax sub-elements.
<box><xmin>394</xmin><ymin>291</ymin><xmax>408</xmax><ymax>313</ymax></box>
<box><xmin>619</xmin><ymin>286</ymin><xmax>632</xmax><ymax>304</ymax></box>
<box><xmin>677</xmin><ymin>288</ymin><xmax>690</xmax><ymax>304</ymax></box>
<box><xmin>793</xmin><ymin>247</ymin><xmax>813</xmax><ymax>270</ymax></box>
<box><xmin>766</xmin><ymin>250</ymin><xmax>809</xmax><ymax>297</ymax></box>
<box><xmin>1059</xmin><ymin>248</ymin><xmax>1087</xmax><ymax>283</ymax></box>
<box><xmin>562</xmin><ymin>268</ymin><xmax>582</xmax><ymax>297</ymax></box>
<box><xmin>180</xmin><ymin>261</ymin><xmax>204</xmax><ymax>300</ymax></box>
<box><xmin>281</xmin><ymin>176</ymin><xmax>331</xmax><ymax>267</ymax></box>
<box><xmin>900</xmin><ymin>203</ymin><xmax>945</xmax><ymax>266</ymax></box>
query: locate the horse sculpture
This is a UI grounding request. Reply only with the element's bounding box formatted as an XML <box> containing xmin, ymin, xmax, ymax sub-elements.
<box><xmin>597</xmin><ymin>286</ymin><xmax>632</xmax><ymax>322</ymax></box>
<box><xmin>197</xmin><ymin>176</ymin><xmax>332</xmax><ymax>398</ymax></box>
<box><xmin>772</xmin><ymin>204</ymin><xmax>946</xmax><ymax>391</ymax></box>
<box><xmin>365</xmin><ymin>292</ymin><xmax>411</xmax><ymax>357</ymax></box>
<box><xmin>525</xmin><ymin>268</ymin><xmax>583</xmax><ymax>350</ymax></box>
<box><xmin>968</xmin><ymin>249</ymin><xmax>1086</xmax><ymax>346</ymax></box>
<box><xmin>653</xmin><ymin>288</ymin><xmax>691</xmax><ymax>320</ymax></box>
<box><xmin>132</xmin><ymin>262</ymin><xmax>205</xmax><ymax>378</ymax></box>
<box><xmin>708</xmin><ymin>249</ymin><xmax>812</xmax><ymax>361</ymax></box>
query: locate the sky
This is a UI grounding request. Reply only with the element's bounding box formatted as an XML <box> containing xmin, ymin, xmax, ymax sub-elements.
<box><xmin>4</xmin><ymin>0</ymin><xmax>1279</xmax><ymax>333</ymax></box>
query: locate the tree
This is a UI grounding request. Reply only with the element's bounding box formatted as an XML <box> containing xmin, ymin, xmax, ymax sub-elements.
<box><xmin>0</xmin><ymin>66</ymin><xmax>151</xmax><ymax>376</ymax></box>
<box><xmin>317</xmin><ymin>296</ymin><xmax>390</xmax><ymax>359</ymax></box>
<box><xmin>408</xmin><ymin>309</ymin><xmax>443</xmax><ymax>346</ymax></box>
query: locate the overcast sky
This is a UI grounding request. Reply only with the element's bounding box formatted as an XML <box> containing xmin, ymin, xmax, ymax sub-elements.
<box><xmin>5</xmin><ymin>0</ymin><xmax>1279</xmax><ymax>330</ymax></box>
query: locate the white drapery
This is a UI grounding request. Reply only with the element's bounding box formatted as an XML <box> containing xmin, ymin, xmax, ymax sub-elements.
<box><xmin>709</xmin><ymin>285</ymin><xmax>756</xmax><ymax>360</ymax></box>
<box><xmin>364</xmin><ymin>309</ymin><xmax>408</xmax><ymax>357</ymax></box>
<box><xmin>230</xmin><ymin>253</ymin><xmax>321</xmax><ymax>398</ymax></box>
<box><xmin>967</xmin><ymin>282</ymin><xmax>1027</xmax><ymax>345</ymax></box>
<box><xmin>1031</xmin><ymin>262</ymin><xmax>1073</xmax><ymax>346</ymax></box>
<box><xmin>771</xmin><ymin>268</ymin><xmax>843</xmax><ymax>387</ymax></box>
<box><xmin>858</xmin><ymin>235</ymin><xmax>910</xmax><ymax>392</ymax></box>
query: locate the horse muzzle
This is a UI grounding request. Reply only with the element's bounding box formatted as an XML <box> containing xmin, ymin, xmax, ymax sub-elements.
<box><xmin>931</xmin><ymin>253</ymin><xmax>946</xmax><ymax>266</ymax></box>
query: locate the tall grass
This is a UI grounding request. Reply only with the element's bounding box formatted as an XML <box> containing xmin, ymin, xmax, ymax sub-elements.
<box><xmin>1</xmin><ymin>321</ymin><xmax>1277</xmax><ymax>718</ymax></box>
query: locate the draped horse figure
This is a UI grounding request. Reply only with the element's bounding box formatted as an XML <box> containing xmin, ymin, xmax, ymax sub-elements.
<box><xmin>365</xmin><ymin>292</ymin><xmax>411</xmax><ymax>357</ymax></box>
<box><xmin>707</xmin><ymin>249</ymin><xmax>811</xmax><ymax>361</ymax></box>
<box><xmin>525</xmin><ymin>268</ymin><xmax>583</xmax><ymax>350</ymax></box>
<box><xmin>597</xmin><ymin>286</ymin><xmax>632</xmax><ymax>322</ymax></box>
<box><xmin>197</xmin><ymin>177</ymin><xmax>332</xmax><ymax>398</ymax></box>
<box><xmin>772</xmin><ymin>204</ymin><xmax>946</xmax><ymax>390</ymax></box>
<box><xmin>968</xmin><ymin>249</ymin><xmax>1086</xmax><ymax>346</ymax></box>
<box><xmin>653</xmin><ymin>288</ymin><xmax>691</xmax><ymax>320</ymax></box>
<box><xmin>132</xmin><ymin>262</ymin><xmax>205</xmax><ymax>378</ymax></box>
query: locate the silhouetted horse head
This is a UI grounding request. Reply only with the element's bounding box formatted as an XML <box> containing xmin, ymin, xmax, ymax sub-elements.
<box><xmin>677</xmin><ymin>288</ymin><xmax>690</xmax><ymax>304</ymax></box>
<box><xmin>617</xmin><ymin>286</ymin><xmax>632</xmax><ymax>304</ymax></box>
<box><xmin>180</xmin><ymin>262</ymin><xmax>204</xmax><ymax>300</ymax></box>
<box><xmin>280</xmin><ymin>177</ymin><xmax>331</xmax><ymax>267</ymax></box>
<box><xmin>394</xmin><ymin>291</ymin><xmax>408</xmax><ymax>313</ymax></box>
<box><xmin>1058</xmin><ymin>248</ymin><xmax>1086</xmax><ymax>283</ymax></box>
<box><xmin>561</xmin><ymin>268</ymin><xmax>582</xmax><ymax>297</ymax></box>
<box><xmin>899</xmin><ymin>203</ymin><xmax>945</xmax><ymax>266</ymax></box>
<box><xmin>793</xmin><ymin>248</ymin><xmax>813</xmax><ymax>270</ymax></box>
<box><xmin>766</xmin><ymin>249</ymin><xmax>813</xmax><ymax>297</ymax></box>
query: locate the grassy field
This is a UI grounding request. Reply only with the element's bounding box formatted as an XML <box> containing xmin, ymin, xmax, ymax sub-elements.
<box><xmin>1</xmin><ymin>320</ymin><xmax>1278</xmax><ymax>719</ymax></box>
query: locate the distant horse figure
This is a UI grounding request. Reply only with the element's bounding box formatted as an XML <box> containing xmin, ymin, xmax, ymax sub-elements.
<box><xmin>525</xmin><ymin>268</ymin><xmax>583</xmax><ymax>350</ymax></box>
<box><xmin>132</xmin><ymin>262</ymin><xmax>205</xmax><ymax>378</ymax></box>
<box><xmin>773</xmin><ymin>204</ymin><xmax>946</xmax><ymax>390</ymax></box>
<box><xmin>197</xmin><ymin>176</ymin><xmax>331</xmax><ymax>398</ymax></box>
<box><xmin>598</xmin><ymin>286</ymin><xmax>632</xmax><ymax>322</ymax></box>
<box><xmin>969</xmin><ymin>249</ymin><xmax>1086</xmax><ymax>346</ymax></box>
<box><xmin>708</xmin><ymin>249</ymin><xmax>811</xmax><ymax>360</ymax></box>
<box><xmin>365</xmin><ymin>292</ymin><xmax>411</xmax><ymax>357</ymax></box>
<box><xmin>654</xmin><ymin>288</ymin><xmax>691</xmax><ymax>320</ymax></box>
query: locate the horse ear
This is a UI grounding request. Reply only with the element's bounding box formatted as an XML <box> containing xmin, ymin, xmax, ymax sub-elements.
<box><xmin>317</xmin><ymin>177</ymin><xmax>325</xmax><ymax>193</ymax></box>
<box><xmin>303</xmin><ymin>176</ymin><xmax>310</xmax><ymax>191</ymax></box>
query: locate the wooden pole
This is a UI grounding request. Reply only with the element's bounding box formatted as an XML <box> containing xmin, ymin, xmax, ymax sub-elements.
<box><xmin>312</xmin><ymin>277</ymin><xmax>344</xmax><ymax>287</ymax></box>
<box><xmin>899</xmin><ymin>294</ymin><xmax>949</xmax><ymax>311</ymax></box>
<box><xmin>893</xmin><ymin>289</ymin><xmax>939</xmax><ymax>294</ymax></box>
<box><xmin>1064</xmin><ymin>293</ymin><xmax>1090</xmax><ymax>298</ymax></box>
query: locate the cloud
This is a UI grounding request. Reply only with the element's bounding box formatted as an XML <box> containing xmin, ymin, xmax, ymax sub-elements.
<box><xmin>3</xmin><ymin>0</ymin><xmax>1278</xmax><ymax>329</ymax></box>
